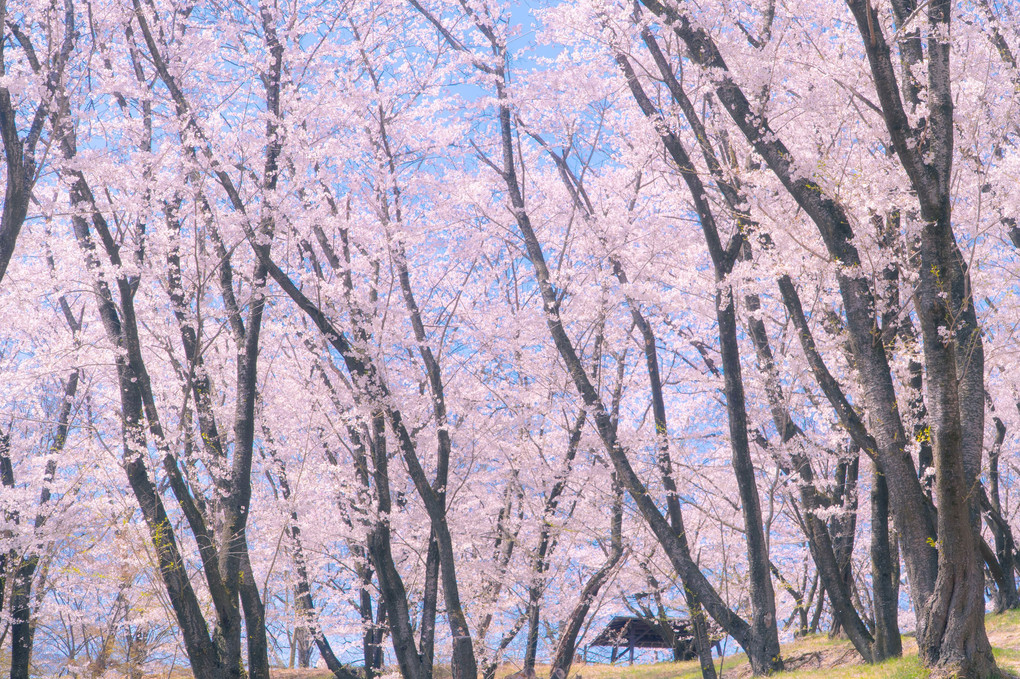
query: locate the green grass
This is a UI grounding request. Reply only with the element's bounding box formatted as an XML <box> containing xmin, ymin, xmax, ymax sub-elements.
<box><xmin>773</xmin><ymin>656</ymin><xmax>925</xmax><ymax>679</ymax></box>
<box><xmin>988</xmin><ymin>609</ymin><xmax>1020</xmax><ymax>677</ymax></box>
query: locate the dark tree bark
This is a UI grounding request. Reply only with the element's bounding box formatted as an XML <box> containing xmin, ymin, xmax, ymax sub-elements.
<box><xmin>360</xmin><ymin>576</ymin><xmax>387</xmax><ymax>679</ymax></box>
<box><xmin>472</xmin><ymin>473</ymin><xmax>524</xmax><ymax>672</ymax></box>
<box><xmin>293</xmin><ymin>618</ymin><xmax>313</xmax><ymax>668</ymax></box>
<box><xmin>70</xmin><ymin>195</ymin><xmax>224</xmax><ymax>678</ymax></box>
<box><xmin>0</xmin><ymin>16</ymin><xmax>78</xmax><ymax>672</ymax></box>
<box><xmin>870</xmin><ymin>467</ymin><xmax>902</xmax><ymax>660</ymax></box>
<box><xmin>0</xmin><ymin>0</ymin><xmax>74</xmax><ymax>285</ymax></box>
<box><xmin>845</xmin><ymin>0</ymin><xmax>994</xmax><ymax>672</ymax></box>
<box><xmin>523</xmin><ymin>600</ymin><xmax>541</xmax><ymax>674</ymax></box>
<box><xmin>523</xmin><ymin>32</ymin><xmax>783</xmax><ymax>670</ymax></box>
<box><xmin>283</xmin><ymin>239</ymin><xmax>430</xmax><ymax>679</ymax></box>
<box><xmin>986</xmin><ymin>417</ymin><xmax>1019</xmax><ymax>612</ymax></box>
<box><xmin>365</xmin><ymin>415</ymin><xmax>426</xmax><ymax>679</ymax></box>
<box><xmin>242</xmin><ymin>31</ymin><xmax>481</xmax><ymax>669</ymax></box>
<box><xmin>831</xmin><ymin>456</ymin><xmax>860</xmax><ymax>594</ymax></box>
<box><xmin>809</xmin><ymin>583</ymin><xmax>825</xmax><ymax>634</ymax></box>
<box><xmin>239</xmin><ymin>546</ymin><xmax>270</xmax><ymax>679</ymax></box>
<box><xmin>827</xmin><ymin>455</ymin><xmax>860</xmax><ymax>640</ymax></box>
<box><xmin>418</xmin><ymin>534</ymin><xmax>441</xmax><ymax>677</ymax></box>
<box><xmin>770</xmin><ymin>562</ymin><xmax>808</xmax><ymax>638</ymax></box>
<box><xmin>353</xmin><ymin>33</ymin><xmax>469</xmax><ymax>670</ymax></box>
<box><xmin>482</xmin><ymin>614</ymin><xmax>530</xmax><ymax>679</ymax></box>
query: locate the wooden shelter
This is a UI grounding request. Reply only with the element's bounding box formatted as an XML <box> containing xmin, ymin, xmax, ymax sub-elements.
<box><xmin>588</xmin><ymin>616</ymin><xmax>719</xmax><ymax>663</ymax></box>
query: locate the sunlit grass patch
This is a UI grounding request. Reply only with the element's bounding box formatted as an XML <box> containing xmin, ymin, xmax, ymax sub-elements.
<box><xmin>774</xmin><ymin>655</ymin><xmax>926</xmax><ymax>679</ymax></box>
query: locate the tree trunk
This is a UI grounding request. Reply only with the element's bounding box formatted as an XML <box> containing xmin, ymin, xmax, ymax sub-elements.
<box><xmin>239</xmin><ymin>544</ymin><xmax>270</xmax><ymax>679</ymax></box>
<box><xmin>524</xmin><ymin>595</ymin><xmax>541</xmax><ymax>674</ymax></box>
<box><xmin>846</xmin><ymin>1</ymin><xmax>997</xmax><ymax>673</ymax></box>
<box><xmin>912</xmin><ymin>205</ymin><xmax>996</xmax><ymax>676</ymax></box>
<box><xmin>418</xmin><ymin>534</ymin><xmax>440</xmax><ymax>677</ymax></box>
<box><xmin>360</xmin><ymin>581</ymin><xmax>386</xmax><ymax>679</ymax></box>
<box><xmin>0</xmin><ymin>0</ymin><xmax>74</xmax><ymax>286</ymax></box>
<box><xmin>367</xmin><ymin>415</ymin><xmax>426</xmax><ymax>679</ymax></box>
<box><xmin>742</xmin><ymin>282</ymin><xmax>874</xmax><ymax>661</ymax></box>
<box><xmin>6</xmin><ymin>364</ymin><xmax>80</xmax><ymax>679</ymax></box>
<box><xmin>9</xmin><ymin>558</ymin><xmax>38</xmax><ymax>679</ymax></box>
<box><xmin>521</xmin><ymin>413</ymin><xmax>587</xmax><ymax>676</ymax></box>
<box><xmin>870</xmin><ymin>468</ymin><xmax>901</xmax><ymax>661</ymax></box>
<box><xmin>809</xmin><ymin>584</ymin><xmax>825</xmax><ymax>634</ymax></box>
<box><xmin>987</xmin><ymin>417</ymin><xmax>1019</xmax><ymax>612</ymax></box>
<box><xmin>125</xmin><ymin>628</ymin><xmax>146</xmax><ymax>679</ymax></box>
<box><xmin>67</xmin><ymin>187</ymin><xmax>223</xmax><ymax>678</ymax></box>
<box><xmin>610</xmin><ymin>245</ymin><xmax>718</xmax><ymax>679</ymax></box>
<box><xmin>587</xmin><ymin>50</ymin><xmax>782</xmax><ymax>674</ymax></box>
<box><xmin>714</xmin><ymin>291</ymin><xmax>783</xmax><ymax>673</ymax></box>
<box><xmin>293</xmin><ymin>623</ymin><xmax>313</xmax><ymax>669</ymax></box>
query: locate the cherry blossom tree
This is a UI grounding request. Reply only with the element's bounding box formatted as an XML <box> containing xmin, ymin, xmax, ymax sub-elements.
<box><xmin>1</xmin><ymin>1</ymin><xmax>1019</xmax><ymax>678</ymax></box>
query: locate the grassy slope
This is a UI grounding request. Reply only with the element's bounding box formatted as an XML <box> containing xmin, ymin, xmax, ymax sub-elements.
<box><xmin>494</xmin><ymin>610</ymin><xmax>1020</xmax><ymax>679</ymax></box>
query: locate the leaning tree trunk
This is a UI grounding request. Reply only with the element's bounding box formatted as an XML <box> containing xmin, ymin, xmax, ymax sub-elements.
<box><xmin>616</xmin><ymin>37</ymin><xmax>880</xmax><ymax>665</ymax></box>
<box><xmin>497</xmin><ymin>91</ymin><xmax>779</xmax><ymax>672</ymax></box>
<box><xmin>548</xmin><ymin>478</ymin><xmax>624</xmax><ymax>679</ymax></box>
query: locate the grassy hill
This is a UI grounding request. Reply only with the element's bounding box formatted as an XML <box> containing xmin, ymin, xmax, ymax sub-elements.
<box><xmin>489</xmin><ymin>610</ymin><xmax>1020</xmax><ymax>679</ymax></box>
